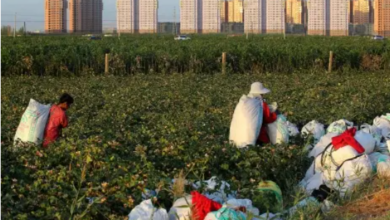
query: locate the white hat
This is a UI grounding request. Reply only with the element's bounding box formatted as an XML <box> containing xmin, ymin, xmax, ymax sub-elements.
<box><xmin>249</xmin><ymin>82</ymin><xmax>270</xmax><ymax>95</ymax></box>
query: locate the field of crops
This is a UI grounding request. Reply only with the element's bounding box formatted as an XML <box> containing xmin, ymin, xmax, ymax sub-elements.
<box><xmin>2</xmin><ymin>35</ymin><xmax>390</xmax><ymax>76</ymax></box>
<box><xmin>2</xmin><ymin>71</ymin><xmax>390</xmax><ymax>219</ymax></box>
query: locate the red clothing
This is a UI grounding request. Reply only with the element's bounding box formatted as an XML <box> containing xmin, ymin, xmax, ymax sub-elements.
<box><xmin>191</xmin><ymin>191</ymin><xmax>222</xmax><ymax>220</ymax></box>
<box><xmin>258</xmin><ymin>101</ymin><xmax>277</xmax><ymax>144</ymax></box>
<box><xmin>332</xmin><ymin>128</ymin><xmax>365</xmax><ymax>153</ymax></box>
<box><xmin>43</xmin><ymin>105</ymin><xmax>68</xmax><ymax>148</ymax></box>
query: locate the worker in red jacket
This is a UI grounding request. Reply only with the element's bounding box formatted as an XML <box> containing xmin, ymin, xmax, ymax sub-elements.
<box><xmin>248</xmin><ymin>82</ymin><xmax>278</xmax><ymax>144</ymax></box>
<box><xmin>42</xmin><ymin>93</ymin><xmax>74</xmax><ymax>148</ymax></box>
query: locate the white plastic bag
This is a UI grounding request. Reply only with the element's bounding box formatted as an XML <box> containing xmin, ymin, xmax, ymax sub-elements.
<box><xmin>360</xmin><ymin>124</ymin><xmax>383</xmax><ymax>149</ymax></box>
<box><xmin>230</xmin><ymin>95</ymin><xmax>263</xmax><ymax>148</ymax></box>
<box><xmin>354</xmin><ymin>130</ymin><xmax>376</xmax><ymax>154</ymax></box>
<box><xmin>129</xmin><ymin>199</ymin><xmax>169</xmax><ymax>220</ymax></box>
<box><xmin>225</xmin><ymin>199</ymin><xmax>259</xmax><ymax>216</ymax></box>
<box><xmin>324</xmin><ymin>155</ymin><xmax>372</xmax><ymax>197</ymax></box>
<box><xmin>301</xmin><ymin>120</ymin><xmax>325</xmax><ymax>142</ymax></box>
<box><xmin>326</xmin><ymin>119</ymin><xmax>354</xmax><ymax>135</ymax></box>
<box><xmin>300</xmin><ymin>172</ymin><xmax>324</xmax><ymax>195</ymax></box>
<box><xmin>168</xmin><ymin>196</ymin><xmax>192</xmax><ymax>220</ymax></box>
<box><xmin>14</xmin><ymin>99</ymin><xmax>51</xmax><ymax>145</ymax></box>
<box><xmin>286</xmin><ymin>121</ymin><xmax>300</xmax><ymax>137</ymax></box>
<box><xmin>373</xmin><ymin>114</ymin><xmax>390</xmax><ymax>138</ymax></box>
<box><xmin>267</xmin><ymin>115</ymin><xmax>289</xmax><ymax>145</ymax></box>
<box><xmin>193</xmin><ymin>177</ymin><xmax>236</xmax><ymax>204</ymax></box>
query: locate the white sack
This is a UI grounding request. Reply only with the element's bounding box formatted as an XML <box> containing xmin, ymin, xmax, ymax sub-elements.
<box><xmin>14</xmin><ymin>99</ymin><xmax>51</xmax><ymax>145</ymax></box>
<box><xmin>324</xmin><ymin>155</ymin><xmax>372</xmax><ymax>197</ymax></box>
<box><xmin>308</xmin><ymin>133</ymin><xmax>339</xmax><ymax>158</ymax></box>
<box><xmin>287</xmin><ymin>121</ymin><xmax>300</xmax><ymax>137</ymax></box>
<box><xmin>168</xmin><ymin>196</ymin><xmax>192</xmax><ymax>220</ymax></box>
<box><xmin>326</xmin><ymin>119</ymin><xmax>354</xmax><ymax>135</ymax></box>
<box><xmin>355</xmin><ymin>130</ymin><xmax>376</xmax><ymax>154</ymax></box>
<box><xmin>230</xmin><ymin>95</ymin><xmax>263</xmax><ymax>148</ymax></box>
<box><xmin>360</xmin><ymin>124</ymin><xmax>383</xmax><ymax>149</ymax></box>
<box><xmin>267</xmin><ymin>115</ymin><xmax>289</xmax><ymax>145</ymax></box>
<box><xmin>129</xmin><ymin>199</ymin><xmax>169</xmax><ymax>220</ymax></box>
<box><xmin>373</xmin><ymin>114</ymin><xmax>390</xmax><ymax>138</ymax></box>
<box><xmin>302</xmin><ymin>120</ymin><xmax>325</xmax><ymax>141</ymax></box>
<box><xmin>300</xmin><ymin>172</ymin><xmax>324</xmax><ymax>195</ymax></box>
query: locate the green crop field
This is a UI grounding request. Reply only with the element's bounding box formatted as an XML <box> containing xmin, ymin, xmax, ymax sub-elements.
<box><xmin>2</xmin><ymin>71</ymin><xmax>390</xmax><ymax>219</ymax></box>
<box><xmin>1</xmin><ymin>35</ymin><xmax>390</xmax><ymax>76</ymax></box>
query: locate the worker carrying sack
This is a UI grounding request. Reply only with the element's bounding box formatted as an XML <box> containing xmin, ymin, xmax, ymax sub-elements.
<box><xmin>14</xmin><ymin>99</ymin><xmax>51</xmax><ymax>145</ymax></box>
<box><xmin>229</xmin><ymin>95</ymin><xmax>263</xmax><ymax>148</ymax></box>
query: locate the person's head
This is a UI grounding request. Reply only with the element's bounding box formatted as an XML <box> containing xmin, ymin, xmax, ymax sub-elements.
<box><xmin>58</xmin><ymin>93</ymin><xmax>74</xmax><ymax>111</ymax></box>
<box><xmin>249</xmin><ymin>82</ymin><xmax>270</xmax><ymax>98</ymax></box>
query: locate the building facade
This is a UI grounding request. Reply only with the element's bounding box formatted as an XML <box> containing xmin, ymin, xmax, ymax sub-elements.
<box><xmin>69</xmin><ymin>0</ymin><xmax>103</xmax><ymax>33</ymax></box>
<box><xmin>45</xmin><ymin>0</ymin><xmax>68</xmax><ymax>33</ymax></box>
<box><xmin>374</xmin><ymin>0</ymin><xmax>390</xmax><ymax>37</ymax></box>
<box><xmin>329</xmin><ymin>0</ymin><xmax>349</xmax><ymax>36</ymax></box>
<box><xmin>244</xmin><ymin>0</ymin><xmax>264</xmax><ymax>33</ymax></box>
<box><xmin>202</xmin><ymin>0</ymin><xmax>221</xmax><ymax>33</ymax></box>
<box><xmin>351</xmin><ymin>0</ymin><xmax>370</xmax><ymax>24</ymax></box>
<box><xmin>286</xmin><ymin>0</ymin><xmax>303</xmax><ymax>24</ymax></box>
<box><xmin>308</xmin><ymin>0</ymin><xmax>327</xmax><ymax>35</ymax></box>
<box><xmin>180</xmin><ymin>0</ymin><xmax>201</xmax><ymax>33</ymax></box>
<box><xmin>117</xmin><ymin>0</ymin><xmax>138</xmax><ymax>33</ymax></box>
<box><xmin>221</xmin><ymin>0</ymin><xmax>244</xmax><ymax>23</ymax></box>
<box><xmin>139</xmin><ymin>0</ymin><xmax>158</xmax><ymax>33</ymax></box>
<box><xmin>265</xmin><ymin>0</ymin><xmax>285</xmax><ymax>33</ymax></box>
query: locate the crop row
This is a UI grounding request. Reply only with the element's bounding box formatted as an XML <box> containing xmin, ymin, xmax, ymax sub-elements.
<box><xmin>2</xmin><ymin>35</ymin><xmax>390</xmax><ymax>76</ymax></box>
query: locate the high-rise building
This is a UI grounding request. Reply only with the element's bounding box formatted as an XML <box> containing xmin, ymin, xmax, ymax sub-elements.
<box><xmin>374</xmin><ymin>0</ymin><xmax>390</xmax><ymax>37</ymax></box>
<box><xmin>286</xmin><ymin>0</ymin><xmax>303</xmax><ymax>24</ymax></box>
<box><xmin>69</xmin><ymin>0</ymin><xmax>103</xmax><ymax>33</ymax></box>
<box><xmin>45</xmin><ymin>0</ymin><xmax>68</xmax><ymax>33</ymax></box>
<box><xmin>351</xmin><ymin>0</ymin><xmax>370</xmax><ymax>24</ymax></box>
<box><xmin>139</xmin><ymin>0</ymin><xmax>158</xmax><ymax>33</ymax></box>
<box><xmin>266</xmin><ymin>0</ymin><xmax>286</xmax><ymax>33</ymax></box>
<box><xmin>329</xmin><ymin>0</ymin><xmax>349</xmax><ymax>36</ymax></box>
<box><xmin>180</xmin><ymin>0</ymin><xmax>201</xmax><ymax>33</ymax></box>
<box><xmin>244</xmin><ymin>0</ymin><xmax>264</xmax><ymax>33</ymax></box>
<box><xmin>221</xmin><ymin>0</ymin><xmax>244</xmax><ymax>23</ymax></box>
<box><xmin>308</xmin><ymin>0</ymin><xmax>349</xmax><ymax>36</ymax></box>
<box><xmin>117</xmin><ymin>0</ymin><xmax>138</xmax><ymax>33</ymax></box>
<box><xmin>202</xmin><ymin>0</ymin><xmax>221</xmax><ymax>33</ymax></box>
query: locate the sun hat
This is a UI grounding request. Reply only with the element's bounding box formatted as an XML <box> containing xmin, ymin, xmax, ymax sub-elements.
<box><xmin>249</xmin><ymin>82</ymin><xmax>271</xmax><ymax>95</ymax></box>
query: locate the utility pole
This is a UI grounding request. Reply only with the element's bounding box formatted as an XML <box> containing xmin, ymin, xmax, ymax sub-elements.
<box><xmin>173</xmin><ymin>6</ymin><xmax>177</xmax><ymax>35</ymax></box>
<box><xmin>24</xmin><ymin>22</ymin><xmax>26</xmax><ymax>36</ymax></box>
<box><xmin>14</xmin><ymin>13</ymin><xmax>17</xmax><ymax>38</ymax></box>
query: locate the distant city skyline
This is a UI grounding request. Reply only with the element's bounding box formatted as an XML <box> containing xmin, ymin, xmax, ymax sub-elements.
<box><xmin>1</xmin><ymin>0</ymin><xmax>179</xmax><ymax>31</ymax></box>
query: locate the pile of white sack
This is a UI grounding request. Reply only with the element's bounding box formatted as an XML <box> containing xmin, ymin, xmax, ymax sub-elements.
<box><xmin>300</xmin><ymin>114</ymin><xmax>390</xmax><ymax>197</ymax></box>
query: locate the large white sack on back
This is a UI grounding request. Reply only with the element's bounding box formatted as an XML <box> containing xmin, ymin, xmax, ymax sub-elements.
<box><xmin>168</xmin><ymin>196</ymin><xmax>192</xmax><ymax>220</ymax></box>
<box><xmin>129</xmin><ymin>199</ymin><xmax>169</xmax><ymax>220</ymax></box>
<box><xmin>193</xmin><ymin>176</ymin><xmax>236</xmax><ymax>204</ymax></box>
<box><xmin>355</xmin><ymin>131</ymin><xmax>376</xmax><ymax>154</ymax></box>
<box><xmin>373</xmin><ymin>114</ymin><xmax>390</xmax><ymax>138</ymax></box>
<box><xmin>308</xmin><ymin>133</ymin><xmax>339</xmax><ymax>158</ymax></box>
<box><xmin>324</xmin><ymin>155</ymin><xmax>372</xmax><ymax>197</ymax></box>
<box><xmin>14</xmin><ymin>99</ymin><xmax>51</xmax><ymax>145</ymax></box>
<box><xmin>267</xmin><ymin>115</ymin><xmax>289</xmax><ymax>145</ymax></box>
<box><xmin>302</xmin><ymin>120</ymin><xmax>326</xmax><ymax>141</ymax></box>
<box><xmin>229</xmin><ymin>95</ymin><xmax>263</xmax><ymax>148</ymax></box>
<box><xmin>326</xmin><ymin>119</ymin><xmax>354</xmax><ymax>135</ymax></box>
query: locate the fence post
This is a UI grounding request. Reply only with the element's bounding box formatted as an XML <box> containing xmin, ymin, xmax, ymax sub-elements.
<box><xmin>328</xmin><ymin>51</ymin><xmax>333</xmax><ymax>73</ymax></box>
<box><xmin>222</xmin><ymin>52</ymin><xmax>227</xmax><ymax>74</ymax></box>
<box><xmin>105</xmin><ymin>53</ymin><xmax>109</xmax><ymax>74</ymax></box>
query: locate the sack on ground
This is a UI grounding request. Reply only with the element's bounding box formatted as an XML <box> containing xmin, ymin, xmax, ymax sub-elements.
<box><xmin>286</xmin><ymin>121</ymin><xmax>299</xmax><ymax>137</ymax></box>
<box><xmin>354</xmin><ymin>130</ymin><xmax>376</xmax><ymax>154</ymax></box>
<box><xmin>229</xmin><ymin>95</ymin><xmax>263</xmax><ymax>148</ymax></box>
<box><xmin>377</xmin><ymin>155</ymin><xmax>390</xmax><ymax>179</ymax></box>
<box><xmin>308</xmin><ymin>132</ymin><xmax>339</xmax><ymax>158</ymax></box>
<box><xmin>302</xmin><ymin>120</ymin><xmax>326</xmax><ymax>142</ymax></box>
<box><xmin>360</xmin><ymin>124</ymin><xmax>383</xmax><ymax>149</ymax></box>
<box><xmin>323</xmin><ymin>155</ymin><xmax>372</xmax><ymax>197</ymax></box>
<box><xmin>300</xmin><ymin>172</ymin><xmax>324</xmax><ymax>195</ymax></box>
<box><xmin>168</xmin><ymin>196</ymin><xmax>192</xmax><ymax>220</ymax></box>
<box><xmin>267</xmin><ymin>115</ymin><xmax>289</xmax><ymax>145</ymax></box>
<box><xmin>326</xmin><ymin>119</ymin><xmax>354</xmax><ymax>135</ymax></box>
<box><xmin>129</xmin><ymin>199</ymin><xmax>169</xmax><ymax>220</ymax></box>
<box><xmin>373</xmin><ymin>114</ymin><xmax>390</xmax><ymax>138</ymax></box>
<box><xmin>14</xmin><ymin>99</ymin><xmax>51</xmax><ymax>145</ymax></box>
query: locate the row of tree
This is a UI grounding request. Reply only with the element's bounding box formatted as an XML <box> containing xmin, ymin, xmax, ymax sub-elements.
<box><xmin>1</xmin><ymin>26</ymin><xmax>27</xmax><ymax>36</ymax></box>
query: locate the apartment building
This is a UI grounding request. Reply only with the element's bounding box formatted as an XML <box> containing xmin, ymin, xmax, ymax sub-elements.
<box><xmin>45</xmin><ymin>0</ymin><xmax>68</xmax><ymax>33</ymax></box>
<box><xmin>308</xmin><ymin>0</ymin><xmax>327</xmax><ymax>35</ymax></box>
<box><xmin>221</xmin><ymin>0</ymin><xmax>244</xmax><ymax>23</ymax></box>
<box><xmin>329</xmin><ymin>0</ymin><xmax>349</xmax><ymax>36</ymax></box>
<box><xmin>202</xmin><ymin>0</ymin><xmax>221</xmax><ymax>33</ymax></box>
<box><xmin>117</xmin><ymin>0</ymin><xmax>138</xmax><ymax>33</ymax></box>
<box><xmin>286</xmin><ymin>0</ymin><xmax>303</xmax><ymax>24</ymax></box>
<box><xmin>69</xmin><ymin>0</ymin><xmax>103</xmax><ymax>33</ymax></box>
<box><xmin>139</xmin><ymin>0</ymin><xmax>158</xmax><ymax>33</ymax></box>
<box><xmin>244</xmin><ymin>0</ymin><xmax>264</xmax><ymax>33</ymax></box>
<box><xmin>351</xmin><ymin>0</ymin><xmax>370</xmax><ymax>24</ymax></box>
<box><xmin>374</xmin><ymin>0</ymin><xmax>390</xmax><ymax>37</ymax></box>
<box><xmin>266</xmin><ymin>0</ymin><xmax>286</xmax><ymax>33</ymax></box>
<box><xmin>180</xmin><ymin>0</ymin><xmax>201</xmax><ymax>33</ymax></box>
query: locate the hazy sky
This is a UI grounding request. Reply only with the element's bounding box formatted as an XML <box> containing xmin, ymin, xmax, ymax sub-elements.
<box><xmin>1</xmin><ymin>0</ymin><xmax>180</xmax><ymax>31</ymax></box>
